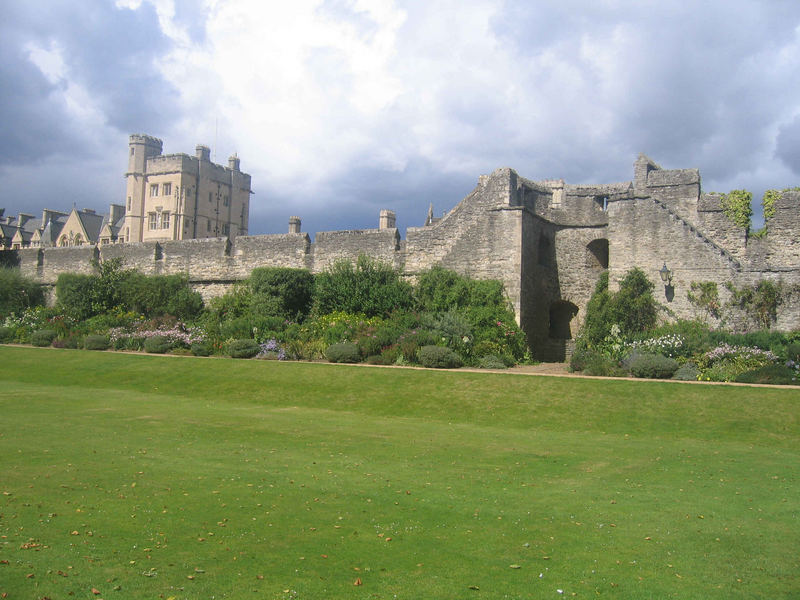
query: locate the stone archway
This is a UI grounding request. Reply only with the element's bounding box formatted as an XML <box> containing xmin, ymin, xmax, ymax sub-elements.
<box><xmin>549</xmin><ymin>300</ymin><xmax>579</xmax><ymax>340</ymax></box>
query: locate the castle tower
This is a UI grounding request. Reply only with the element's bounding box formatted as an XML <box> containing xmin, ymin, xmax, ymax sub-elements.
<box><xmin>379</xmin><ymin>209</ymin><xmax>396</xmax><ymax>229</ymax></box>
<box><xmin>125</xmin><ymin>135</ymin><xmax>163</xmax><ymax>243</ymax></box>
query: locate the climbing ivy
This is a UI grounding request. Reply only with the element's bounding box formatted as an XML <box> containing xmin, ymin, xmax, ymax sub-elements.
<box><xmin>725</xmin><ymin>279</ymin><xmax>782</xmax><ymax>330</ymax></box>
<box><xmin>687</xmin><ymin>281</ymin><xmax>721</xmax><ymax>321</ymax></box>
<box><xmin>720</xmin><ymin>189</ymin><xmax>752</xmax><ymax>230</ymax></box>
<box><xmin>762</xmin><ymin>189</ymin><xmax>779</xmax><ymax>222</ymax></box>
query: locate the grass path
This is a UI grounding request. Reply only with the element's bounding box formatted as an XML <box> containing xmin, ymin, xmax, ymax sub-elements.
<box><xmin>1</xmin><ymin>347</ymin><xmax>798</xmax><ymax>599</ymax></box>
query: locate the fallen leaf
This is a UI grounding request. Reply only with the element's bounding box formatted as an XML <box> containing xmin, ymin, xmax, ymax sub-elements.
<box><xmin>509</xmin><ymin>564</ymin><xmax>521</xmax><ymax>569</ymax></box>
<box><xmin>354</xmin><ymin>577</ymin><xmax>362</xmax><ymax>586</ymax></box>
<box><xmin>468</xmin><ymin>585</ymin><xmax>480</xmax><ymax>590</ymax></box>
<box><xmin>91</xmin><ymin>588</ymin><xmax>101</xmax><ymax>595</ymax></box>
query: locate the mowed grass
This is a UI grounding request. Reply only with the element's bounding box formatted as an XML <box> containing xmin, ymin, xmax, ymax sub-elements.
<box><xmin>0</xmin><ymin>347</ymin><xmax>798</xmax><ymax>599</ymax></box>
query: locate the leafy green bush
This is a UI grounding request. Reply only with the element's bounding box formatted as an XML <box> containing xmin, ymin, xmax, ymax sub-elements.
<box><xmin>735</xmin><ymin>364</ymin><xmax>796</xmax><ymax>385</ymax></box>
<box><xmin>191</xmin><ymin>341</ymin><xmax>214</xmax><ymax>357</ymax></box>
<box><xmin>53</xmin><ymin>335</ymin><xmax>81</xmax><ymax>350</ymax></box>
<box><xmin>477</xmin><ymin>355</ymin><xmax>508</xmax><ymax>369</ymax></box>
<box><xmin>144</xmin><ymin>335</ymin><xmax>173</xmax><ymax>354</ymax></box>
<box><xmin>787</xmin><ymin>343</ymin><xmax>800</xmax><ymax>363</ymax></box>
<box><xmin>121</xmin><ymin>272</ymin><xmax>204</xmax><ymax>320</ymax></box>
<box><xmin>84</xmin><ymin>335</ymin><xmax>110</xmax><ymax>351</ymax></box>
<box><xmin>56</xmin><ymin>273</ymin><xmax>97</xmax><ymax>321</ymax></box>
<box><xmin>579</xmin><ymin>269</ymin><xmax>657</xmax><ymax>348</ymax></box>
<box><xmin>249</xmin><ymin>267</ymin><xmax>314</xmax><ymax>320</ymax></box>
<box><xmin>569</xmin><ymin>347</ymin><xmax>596</xmax><ymax>372</ymax></box>
<box><xmin>31</xmin><ymin>329</ymin><xmax>57</xmax><ymax>347</ymax></box>
<box><xmin>325</xmin><ymin>342</ymin><xmax>362</xmax><ymax>364</ymax></box>
<box><xmin>313</xmin><ymin>255</ymin><xmax>413</xmax><ymax>318</ymax></box>
<box><xmin>418</xmin><ymin>345</ymin><xmax>463</xmax><ymax>369</ymax></box>
<box><xmin>672</xmin><ymin>362</ymin><xmax>699</xmax><ymax>381</ymax></box>
<box><xmin>0</xmin><ymin>326</ymin><xmax>14</xmax><ymax>343</ymax></box>
<box><xmin>364</xmin><ymin>354</ymin><xmax>387</xmax><ymax>365</ymax></box>
<box><xmin>627</xmin><ymin>352</ymin><xmax>679</xmax><ymax>379</ymax></box>
<box><xmin>227</xmin><ymin>339</ymin><xmax>260</xmax><ymax>359</ymax></box>
<box><xmin>0</xmin><ymin>268</ymin><xmax>45</xmax><ymax>318</ymax></box>
<box><xmin>582</xmin><ymin>353</ymin><xmax>626</xmax><ymax>377</ymax></box>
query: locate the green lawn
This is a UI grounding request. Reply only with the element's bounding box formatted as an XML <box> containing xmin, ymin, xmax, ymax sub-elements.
<box><xmin>1</xmin><ymin>346</ymin><xmax>798</xmax><ymax>599</ymax></box>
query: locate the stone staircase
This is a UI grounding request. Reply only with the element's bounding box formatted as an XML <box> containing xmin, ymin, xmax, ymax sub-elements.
<box><xmin>650</xmin><ymin>197</ymin><xmax>742</xmax><ymax>271</ymax></box>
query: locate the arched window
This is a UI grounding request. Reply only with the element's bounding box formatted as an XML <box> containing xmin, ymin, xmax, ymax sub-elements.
<box><xmin>74</xmin><ymin>234</ymin><xmax>83</xmax><ymax>246</ymax></box>
<box><xmin>549</xmin><ymin>301</ymin><xmax>579</xmax><ymax>339</ymax></box>
<box><xmin>587</xmin><ymin>238</ymin><xmax>609</xmax><ymax>270</ymax></box>
<box><xmin>59</xmin><ymin>235</ymin><xmax>69</xmax><ymax>247</ymax></box>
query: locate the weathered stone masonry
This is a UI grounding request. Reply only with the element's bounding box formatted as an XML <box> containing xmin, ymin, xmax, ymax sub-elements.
<box><xmin>16</xmin><ymin>155</ymin><xmax>800</xmax><ymax>360</ymax></box>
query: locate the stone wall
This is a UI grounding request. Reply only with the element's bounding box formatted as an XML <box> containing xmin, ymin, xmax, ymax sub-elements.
<box><xmin>12</xmin><ymin>155</ymin><xmax>800</xmax><ymax>359</ymax></box>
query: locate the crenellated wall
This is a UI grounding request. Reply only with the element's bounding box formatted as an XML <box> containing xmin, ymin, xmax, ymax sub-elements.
<box><xmin>11</xmin><ymin>155</ymin><xmax>800</xmax><ymax>359</ymax></box>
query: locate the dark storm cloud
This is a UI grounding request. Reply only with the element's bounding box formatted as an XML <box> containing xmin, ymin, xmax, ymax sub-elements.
<box><xmin>0</xmin><ymin>1</ymin><xmax>177</xmax><ymax>165</ymax></box>
<box><xmin>776</xmin><ymin>116</ymin><xmax>800</xmax><ymax>175</ymax></box>
<box><xmin>490</xmin><ymin>1</ymin><xmax>800</xmax><ymax>185</ymax></box>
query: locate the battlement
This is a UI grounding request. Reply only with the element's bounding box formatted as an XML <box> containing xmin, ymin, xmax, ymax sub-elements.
<box><xmin>11</xmin><ymin>153</ymin><xmax>800</xmax><ymax>358</ymax></box>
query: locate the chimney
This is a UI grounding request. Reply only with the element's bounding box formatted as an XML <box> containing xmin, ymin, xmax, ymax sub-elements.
<box><xmin>228</xmin><ymin>154</ymin><xmax>240</xmax><ymax>171</ymax></box>
<box><xmin>288</xmin><ymin>216</ymin><xmax>301</xmax><ymax>233</ymax></box>
<box><xmin>196</xmin><ymin>145</ymin><xmax>211</xmax><ymax>161</ymax></box>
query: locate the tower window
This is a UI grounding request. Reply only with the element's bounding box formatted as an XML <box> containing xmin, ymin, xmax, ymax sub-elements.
<box><xmin>150</xmin><ymin>184</ymin><xmax>159</xmax><ymax>197</ymax></box>
<box><xmin>163</xmin><ymin>183</ymin><xmax>172</xmax><ymax>196</ymax></box>
<box><xmin>161</xmin><ymin>212</ymin><xmax>170</xmax><ymax>229</ymax></box>
<box><xmin>148</xmin><ymin>212</ymin><xmax>158</xmax><ymax>230</ymax></box>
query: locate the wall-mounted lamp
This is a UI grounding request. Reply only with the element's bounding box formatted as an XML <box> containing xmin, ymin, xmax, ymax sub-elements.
<box><xmin>660</xmin><ymin>263</ymin><xmax>674</xmax><ymax>302</ymax></box>
<box><xmin>659</xmin><ymin>263</ymin><xmax>672</xmax><ymax>286</ymax></box>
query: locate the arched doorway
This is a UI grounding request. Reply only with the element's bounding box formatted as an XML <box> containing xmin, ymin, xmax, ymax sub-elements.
<box><xmin>549</xmin><ymin>300</ymin><xmax>579</xmax><ymax>340</ymax></box>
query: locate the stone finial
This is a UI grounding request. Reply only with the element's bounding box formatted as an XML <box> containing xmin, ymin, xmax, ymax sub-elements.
<box><xmin>196</xmin><ymin>145</ymin><xmax>211</xmax><ymax>161</ymax></box>
<box><xmin>379</xmin><ymin>209</ymin><xmax>396</xmax><ymax>230</ymax></box>
<box><xmin>288</xmin><ymin>216</ymin><xmax>301</xmax><ymax>233</ymax></box>
<box><xmin>228</xmin><ymin>154</ymin><xmax>240</xmax><ymax>171</ymax></box>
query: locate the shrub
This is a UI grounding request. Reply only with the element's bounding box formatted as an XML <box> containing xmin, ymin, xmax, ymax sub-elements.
<box><xmin>256</xmin><ymin>339</ymin><xmax>286</xmax><ymax>360</ymax></box>
<box><xmin>228</xmin><ymin>339</ymin><xmax>260</xmax><ymax>359</ymax></box>
<box><xmin>735</xmin><ymin>364</ymin><xmax>796</xmax><ymax>385</ymax></box>
<box><xmin>0</xmin><ymin>268</ymin><xmax>45</xmax><ymax>318</ymax></box>
<box><xmin>191</xmin><ymin>341</ymin><xmax>214</xmax><ymax>357</ymax></box>
<box><xmin>144</xmin><ymin>335</ymin><xmax>173</xmax><ymax>354</ymax></box>
<box><xmin>249</xmin><ymin>267</ymin><xmax>315</xmax><ymax>320</ymax></box>
<box><xmin>582</xmin><ymin>353</ymin><xmax>626</xmax><ymax>377</ymax></box>
<box><xmin>579</xmin><ymin>268</ymin><xmax>658</xmax><ymax>348</ymax></box>
<box><xmin>31</xmin><ymin>329</ymin><xmax>57</xmax><ymax>347</ymax></box>
<box><xmin>84</xmin><ymin>335</ymin><xmax>110</xmax><ymax>351</ymax></box>
<box><xmin>364</xmin><ymin>354</ymin><xmax>386</xmax><ymax>365</ymax></box>
<box><xmin>673</xmin><ymin>362</ymin><xmax>700</xmax><ymax>381</ymax></box>
<box><xmin>357</xmin><ymin>334</ymin><xmax>384</xmax><ymax>358</ymax></box>
<box><xmin>478</xmin><ymin>355</ymin><xmax>508</xmax><ymax>369</ymax></box>
<box><xmin>56</xmin><ymin>273</ymin><xmax>97</xmax><ymax>321</ymax></box>
<box><xmin>628</xmin><ymin>352</ymin><xmax>679</xmax><ymax>379</ymax></box>
<box><xmin>0</xmin><ymin>326</ymin><xmax>14</xmax><ymax>343</ymax></box>
<box><xmin>121</xmin><ymin>272</ymin><xmax>204</xmax><ymax>320</ymax></box>
<box><xmin>569</xmin><ymin>347</ymin><xmax>596</xmax><ymax>372</ymax></box>
<box><xmin>53</xmin><ymin>335</ymin><xmax>81</xmax><ymax>350</ymax></box>
<box><xmin>325</xmin><ymin>342</ymin><xmax>362</xmax><ymax>364</ymax></box>
<box><xmin>418</xmin><ymin>345</ymin><xmax>463</xmax><ymax>369</ymax></box>
<box><xmin>787</xmin><ymin>343</ymin><xmax>800</xmax><ymax>363</ymax></box>
<box><xmin>313</xmin><ymin>255</ymin><xmax>413</xmax><ymax>318</ymax></box>
<box><xmin>380</xmin><ymin>345</ymin><xmax>403</xmax><ymax>365</ymax></box>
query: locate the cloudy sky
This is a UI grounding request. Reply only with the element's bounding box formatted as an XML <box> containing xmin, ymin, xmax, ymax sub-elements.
<box><xmin>2</xmin><ymin>0</ymin><xmax>799</xmax><ymax>236</ymax></box>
